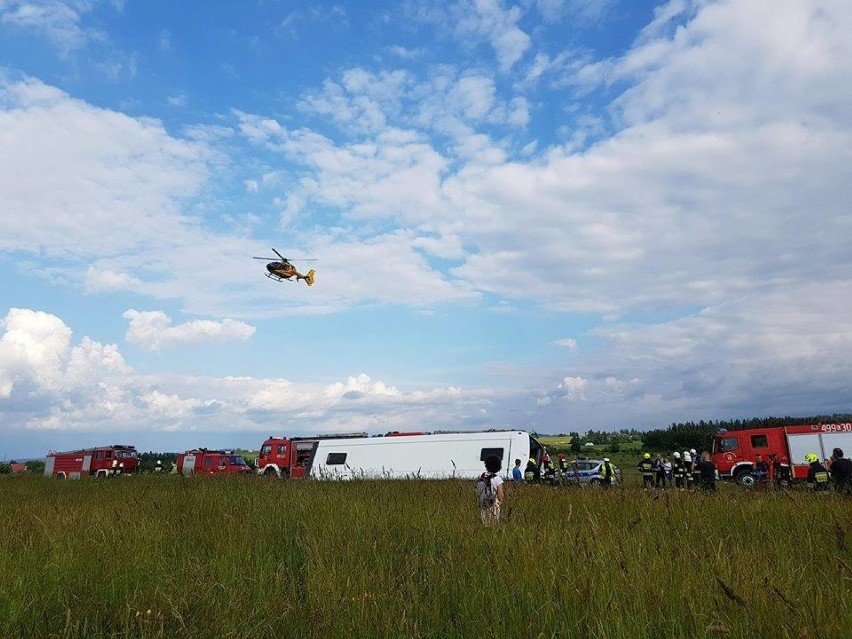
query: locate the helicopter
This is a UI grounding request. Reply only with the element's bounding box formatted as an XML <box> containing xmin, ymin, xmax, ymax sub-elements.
<box><xmin>253</xmin><ymin>248</ymin><xmax>317</xmax><ymax>285</ymax></box>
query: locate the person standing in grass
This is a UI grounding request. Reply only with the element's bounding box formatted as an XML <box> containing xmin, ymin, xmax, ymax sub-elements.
<box><xmin>476</xmin><ymin>455</ymin><xmax>505</xmax><ymax>525</ymax></box>
<box><xmin>805</xmin><ymin>453</ymin><xmax>830</xmax><ymax>491</ymax></box>
<box><xmin>829</xmin><ymin>448</ymin><xmax>852</xmax><ymax>494</ymax></box>
<box><xmin>695</xmin><ymin>452</ymin><xmax>717</xmax><ymax>491</ymax></box>
<box><xmin>512</xmin><ymin>458</ymin><xmax>523</xmax><ymax>483</ymax></box>
<box><xmin>524</xmin><ymin>457</ymin><xmax>540</xmax><ymax>484</ymax></box>
<box><xmin>637</xmin><ymin>453</ymin><xmax>654</xmax><ymax>489</ymax></box>
<box><xmin>672</xmin><ymin>452</ymin><xmax>686</xmax><ymax>489</ymax></box>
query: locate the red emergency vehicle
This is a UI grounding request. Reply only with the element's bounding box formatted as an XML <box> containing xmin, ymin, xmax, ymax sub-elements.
<box><xmin>712</xmin><ymin>423</ymin><xmax>852</xmax><ymax>485</ymax></box>
<box><xmin>44</xmin><ymin>445</ymin><xmax>138</xmax><ymax>479</ymax></box>
<box><xmin>176</xmin><ymin>449</ymin><xmax>253</xmax><ymax>476</ymax></box>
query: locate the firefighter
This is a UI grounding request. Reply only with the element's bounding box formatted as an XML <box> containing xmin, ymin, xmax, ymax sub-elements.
<box><xmin>524</xmin><ymin>457</ymin><xmax>541</xmax><ymax>484</ymax></box>
<box><xmin>637</xmin><ymin>453</ymin><xmax>654</xmax><ymax>489</ymax></box>
<box><xmin>542</xmin><ymin>460</ymin><xmax>557</xmax><ymax>485</ymax></box>
<box><xmin>682</xmin><ymin>451</ymin><xmax>693</xmax><ymax>488</ymax></box>
<box><xmin>769</xmin><ymin>452</ymin><xmax>790</xmax><ymax>488</ymax></box>
<box><xmin>672</xmin><ymin>451</ymin><xmax>686</xmax><ymax>489</ymax></box>
<box><xmin>599</xmin><ymin>457</ymin><xmax>615</xmax><ymax>488</ymax></box>
<box><xmin>689</xmin><ymin>448</ymin><xmax>701</xmax><ymax>487</ymax></box>
<box><xmin>805</xmin><ymin>453</ymin><xmax>830</xmax><ymax>491</ymax></box>
<box><xmin>154</xmin><ymin>459</ymin><xmax>163</xmax><ymax>473</ymax></box>
<box><xmin>557</xmin><ymin>451</ymin><xmax>569</xmax><ymax>472</ymax></box>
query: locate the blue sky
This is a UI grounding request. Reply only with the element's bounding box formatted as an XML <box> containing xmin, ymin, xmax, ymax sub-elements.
<box><xmin>2</xmin><ymin>0</ymin><xmax>852</xmax><ymax>458</ymax></box>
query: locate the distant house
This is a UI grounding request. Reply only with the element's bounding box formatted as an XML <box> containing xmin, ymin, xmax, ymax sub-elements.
<box><xmin>9</xmin><ymin>462</ymin><xmax>27</xmax><ymax>473</ymax></box>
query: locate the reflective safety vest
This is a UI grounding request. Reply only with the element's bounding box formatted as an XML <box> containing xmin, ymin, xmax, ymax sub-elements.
<box><xmin>524</xmin><ymin>468</ymin><xmax>536</xmax><ymax>481</ymax></box>
<box><xmin>638</xmin><ymin>460</ymin><xmax>653</xmax><ymax>476</ymax></box>
<box><xmin>600</xmin><ymin>462</ymin><xmax>614</xmax><ymax>481</ymax></box>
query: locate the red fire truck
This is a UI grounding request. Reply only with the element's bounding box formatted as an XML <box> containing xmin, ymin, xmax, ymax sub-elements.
<box><xmin>176</xmin><ymin>449</ymin><xmax>253</xmax><ymax>476</ymax></box>
<box><xmin>712</xmin><ymin>423</ymin><xmax>852</xmax><ymax>486</ymax></box>
<box><xmin>44</xmin><ymin>445</ymin><xmax>138</xmax><ymax>479</ymax></box>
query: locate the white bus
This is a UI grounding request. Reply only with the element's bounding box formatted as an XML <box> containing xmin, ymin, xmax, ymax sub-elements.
<box><xmin>256</xmin><ymin>430</ymin><xmax>543</xmax><ymax>480</ymax></box>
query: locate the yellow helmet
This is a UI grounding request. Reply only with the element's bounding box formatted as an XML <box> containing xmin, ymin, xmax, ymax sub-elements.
<box><xmin>804</xmin><ymin>453</ymin><xmax>819</xmax><ymax>464</ymax></box>
<box><xmin>529</xmin><ymin>457</ymin><xmax>536</xmax><ymax>464</ymax></box>
<box><xmin>643</xmin><ymin>453</ymin><xmax>651</xmax><ymax>459</ymax></box>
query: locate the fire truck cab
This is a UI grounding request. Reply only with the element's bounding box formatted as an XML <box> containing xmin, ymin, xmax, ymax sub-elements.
<box><xmin>176</xmin><ymin>449</ymin><xmax>253</xmax><ymax>476</ymax></box>
<box><xmin>712</xmin><ymin>423</ymin><xmax>852</xmax><ymax>485</ymax></box>
<box><xmin>44</xmin><ymin>445</ymin><xmax>138</xmax><ymax>479</ymax></box>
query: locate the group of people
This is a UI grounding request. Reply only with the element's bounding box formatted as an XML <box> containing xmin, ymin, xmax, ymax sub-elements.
<box><xmin>637</xmin><ymin>450</ymin><xmax>717</xmax><ymax>491</ymax></box>
<box><xmin>477</xmin><ymin>446</ymin><xmax>852</xmax><ymax>525</ymax></box>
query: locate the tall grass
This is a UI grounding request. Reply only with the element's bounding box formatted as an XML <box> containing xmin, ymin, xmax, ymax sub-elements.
<box><xmin>1</xmin><ymin>475</ymin><xmax>850</xmax><ymax>639</ymax></box>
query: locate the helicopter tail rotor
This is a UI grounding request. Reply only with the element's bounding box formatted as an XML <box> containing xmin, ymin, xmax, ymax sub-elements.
<box><xmin>305</xmin><ymin>269</ymin><xmax>316</xmax><ymax>286</ymax></box>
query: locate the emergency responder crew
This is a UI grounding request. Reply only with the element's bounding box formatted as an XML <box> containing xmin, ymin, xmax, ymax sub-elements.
<box><xmin>637</xmin><ymin>453</ymin><xmax>654</xmax><ymax>489</ymax></box>
<box><xmin>599</xmin><ymin>457</ymin><xmax>615</xmax><ymax>488</ymax></box>
<box><xmin>672</xmin><ymin>451</ymin><xmax>686</xmax><ymax>489</ymax></box>
<box><xmin>542</xmin><ymin>460</ymin><xmax>557</xmax><ymax>485</ymax></box>
<box><xmin>805</xmin><ymin>453</ymin><xmax>830</xmax><ymax>491</ymax></box>
<box><xmin>768</xmin><ymin>452</ymin><xmax>790</xmax><ymax>488</ymax></box>
<box><xmin>690</xmin><ymin>448</ymin><xmax>701</xmax><ymax>487</ymax></box>
<box><xmin>682</xmin><ymin>451</ymin><xmax>693</xmax><ymax>488</ymax></box>
<box><xmin>829</xmin><ymin>448</ymin><xmax>852</xmax><ymax>494</ymax></box>
<box><xmin>524</xmin><ymin>457</ymin><xmax>541</xmax><ymax>484</ymax></box>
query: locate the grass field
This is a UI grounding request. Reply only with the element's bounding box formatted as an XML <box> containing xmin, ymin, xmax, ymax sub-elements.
<box><xmin>1</xmin><ymin>475</ymin><xmax>850</xmax><ymax>639</ymax></box>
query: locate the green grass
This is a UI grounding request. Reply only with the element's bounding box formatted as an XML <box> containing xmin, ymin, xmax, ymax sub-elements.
<box><xmin>1</xmin><ymin>475</ymin><xmax>850</xmax><ymax>639</ymax></box>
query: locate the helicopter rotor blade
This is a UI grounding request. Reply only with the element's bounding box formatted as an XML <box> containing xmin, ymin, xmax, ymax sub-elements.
<box><xmin>253</xmin><ymin>257</ymin><xmax>277</xmax><ymax>260</ymax></box>
<box><xmin>272</xmin><ymin>248</ymin><xmax>286</xmax><ymax>261</ymax></box>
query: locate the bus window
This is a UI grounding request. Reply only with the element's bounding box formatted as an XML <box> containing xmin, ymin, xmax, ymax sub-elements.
<box><xmin>479</xmin><ymin>447</ymin><xmax>504</xmax><ymax>461</ymax></box>
<box><xmin>326</xmin><ymin>453</ymin><xmax>347</xmax><ymax>465</ymax></box>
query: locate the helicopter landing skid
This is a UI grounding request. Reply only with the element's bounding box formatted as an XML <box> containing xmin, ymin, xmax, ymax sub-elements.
<box><xmin>265</xmin><ymin>273</ymin><xmax>292</xmax><ymax>282</ymax></box>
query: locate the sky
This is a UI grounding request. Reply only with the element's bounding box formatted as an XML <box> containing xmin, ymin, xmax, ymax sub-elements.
<box><xmin>1</xmin><ymin>0</ymin><xmax>851</xmax><ymax>458</ymax></box>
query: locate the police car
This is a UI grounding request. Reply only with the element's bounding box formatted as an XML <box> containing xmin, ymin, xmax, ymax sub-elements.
<box><xmin>561</xmin><ymin>458</ymin><xmax>620</xmax><ymax>486</ymax></box>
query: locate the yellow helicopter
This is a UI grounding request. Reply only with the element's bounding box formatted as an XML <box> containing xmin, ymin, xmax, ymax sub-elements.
<box><xmin>253</xmin><ymin>248</ymin><xmax>317</xmax><ymax>285</ymax></box>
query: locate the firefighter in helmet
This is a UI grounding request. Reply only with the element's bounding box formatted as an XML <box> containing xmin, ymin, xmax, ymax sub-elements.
<box><xmin>637</xmin><ymin>453</ymin><xmax>654</xmax><ymax>489</ymax></box>
<box><xmin>672</xmin><ymin>451</ymin><xmax>686</xmax><ymax>489</ymax></box>
<box><xmin>599</xmin><ymin>457</ymin><xmax>615</xmax><ymax>488</ymax></box>
<box><xmin>805</xmin><ymin>453</ymin><xmax>830</xmax><ymax>491</ymax></box>
<box><xmin>524</xmin><ymin>457</ymin><xmax>541</xmax><ymax>484</ymax></box>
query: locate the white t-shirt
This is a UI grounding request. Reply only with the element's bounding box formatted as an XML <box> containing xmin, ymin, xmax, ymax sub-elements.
<box><xmin>490</xmin><ymin>474</ymin><xmax>503</xmax><ymax>497</ymax></box>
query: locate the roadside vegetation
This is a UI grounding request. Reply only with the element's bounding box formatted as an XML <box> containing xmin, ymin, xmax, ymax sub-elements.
<box><xmin>1</xmin><ymin>474</ymin><xmax>850</xmax><ymax>639</ymax></box>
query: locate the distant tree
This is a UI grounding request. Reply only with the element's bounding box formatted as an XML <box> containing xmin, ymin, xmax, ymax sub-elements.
<box><xmin>569</xmin><ymin>432</ymin><xmax>582</xmax><ymax>453</ymax></box>
<box><xmin>0</xmin><ymin>463</ymin><xmax>10</xmax><ymax>474</ymax></box>
<box><xmin>608</xmin><ymin>442</ymin><xmax>621</xmax><ymax>453</ymax></box>
<box><xmin>26</xmin><ymin>460</ymin><xmax>45</xmax><ymax>475</ymax></box>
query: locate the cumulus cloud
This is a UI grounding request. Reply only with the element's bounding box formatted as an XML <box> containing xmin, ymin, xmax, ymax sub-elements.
<box><xmin>122</xmin><ymin>310</ymin><xmax>255</xmax><ymax>350</ymax></box>
<box><xmin>0</xmin><ymin>308</ymin><xmax>494</xmax><ymax>438</ymax></box>
<box><xmin>553</xmin><ymin>338</ymin><xmax>577</xmax><ymax>349</ymax></box>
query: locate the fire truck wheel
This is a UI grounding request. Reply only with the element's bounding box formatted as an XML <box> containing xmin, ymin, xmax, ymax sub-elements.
<box><xmin>56</xmin><ymin>472</ymin><xmax>67</xmax><ymax>480</ymax></box>
<box><xmin>734</xmin><ymin>470</ymin><xmax>755</xmax><ymax>487</ymax></box>
<box><xmin>263</xmin><ymin>467</ymin><xmax>279</xmax><ymax>478</ymax></box>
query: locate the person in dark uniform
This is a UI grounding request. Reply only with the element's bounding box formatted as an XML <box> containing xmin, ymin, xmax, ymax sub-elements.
<box><xmin>695</xmin><ymin>452</ymin><xmax>717</xmax><ymax>491</ymax></box>
<box><xmin>805</xmin><ymin>453</ymin><xmax>830</xmax><ymax>491</ymax></box>
<box><xmin>671</xmin><ymin>452</ymin><xmax>686</xmax><ymax>489</ymax></box>
<box><xmin>637</xmin><ymin>453</ymin><xmax>654</xmax><ymax>489</ymax></box>
<box><xmin>829</xmin><ymin>448</ymin><xmax>852</xmax><ymax>495</ymax></box>
<box><xmin>524</xmin><ymin>457</ymin><xmax>541</xmax><ymax>484</ymax></box>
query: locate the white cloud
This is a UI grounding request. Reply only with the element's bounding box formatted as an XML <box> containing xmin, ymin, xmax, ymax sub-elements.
<box><xmin>553</xmin><ymin>338</ymin><xmax>577</xmax><ymax>349</ymax></box>
<box><xmin>453</xmin><ymin>0</ymin><xmax>531</xmax><ymax>72</ymax></box>
<box><xmin>0</xmin><ymin>0</ymin><xmax>99</xmax><ymax>55</ymax></box>
<box><xmin>123</xmin><ymin>310</ymin><xmax>256</xmax><ymax>350</ymax></box>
